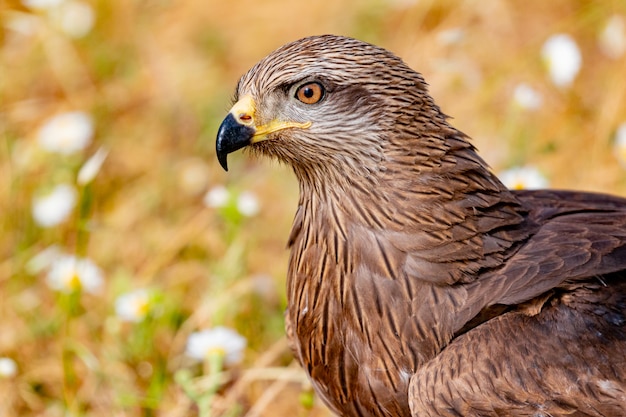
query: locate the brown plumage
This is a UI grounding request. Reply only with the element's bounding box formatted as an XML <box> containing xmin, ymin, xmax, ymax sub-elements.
<box><xmin>215</xmin><ymin>35</ymin><xmax>626</xmax><ymax>416</ymax></box>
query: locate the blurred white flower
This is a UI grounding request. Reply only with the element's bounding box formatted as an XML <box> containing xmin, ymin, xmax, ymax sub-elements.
<box><xmin>500</xmin><ymin>166</ymin><xmax>549</xmax><ymax>190</ymax></box>
<box><xmin>436</xmin><ymin>28</ymin><xmax>465</xmax><ymax>46</ymax></box>
<box><xmin>32</xmin><ymin>183</ymin><xmax>77</xmax><ymax>227</ymax></box>
<box><xmin>0</xmin><ymin>358</ymin><xmax>17</xmax><ymax>378</ymax></box>
<box><xmin>203</xmin><ymin>185</ymin><xmax>230</xmax><ymax>208</ymax></box>
<box><xmin>186</xmin><ymin>326</ymin><xmax>247</xmax><ymax>366</ymax></box>
<box><xmin>236</xmin><ymin>191</ymin><xmax>260</xmax><ymax>217</ymax></box>
<box><xmin>14</xmin><ymin>288</ymin><xmax>41</xmax><ymax>312</ymax></box>
<box><xmin>115</xmin><ymin>289</ymin><xmax>152</xmax><ymax>323</ymax></box>
<box><xmin>5</xmin><ymin>14</ymin><xmax>40</xmax><ymax>36</ymax></box>
<box><xmin>49</xmin><ymin>0</ymin><xmax>95</xmax><ymax>38</ymax></box>
<box><xmin>512</xmin><ymin>83</ymin><xmax>543</xmax><ymax>110</ymax></box>
<box><xmin>37</xmin><ymin>111</ymin><xmax>93</xmax><ymax>155</ymax></box>
<box><xmin>46</xmin><ymin>255</ymin><xmax>104</xmax><ymax>294</ymax></box>
<box><xmin>178</xmin><ymin>158</ymin><xmax>210</xmax><ymax>195</ymax></box>
<box><xmin>21</xmin><ymin>0</ymin><xmax>63</xmax><ymax>9</ymax></box>
<box><xmin>250</xmin><ymin>274</ymin><xmax>277</xmax><ymax>301</ymax></box>
<box><xmin>77</xmin><ymin>147</ymin><xmax>108</xmax><ymax>185</ymax></box>
<box><xmin>541</xmin><ymin>34</ymin><xmax>582</xmax><ymax>88</ymax></box>
<box><xmin>599</xmin><ymin>15</ymin><xmax>626</xmax><ymax>59</ymax></box>
<box><xmin>613</xmin><ymin>122</ymin><xmax>626</xmax><ymax>168</ymax></box>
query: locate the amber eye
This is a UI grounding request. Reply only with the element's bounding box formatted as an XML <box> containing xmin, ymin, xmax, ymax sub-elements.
<box><xmin>295</xmin><ymin>82</ymin><xmax>325</xmax><ymax>104</ymax></box>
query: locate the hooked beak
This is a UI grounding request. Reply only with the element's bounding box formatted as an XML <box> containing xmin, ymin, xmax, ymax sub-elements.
<box><xmin>215</xmin><ymin>95</ymin><xmax>311</xmax><ymax>171</ymax></box>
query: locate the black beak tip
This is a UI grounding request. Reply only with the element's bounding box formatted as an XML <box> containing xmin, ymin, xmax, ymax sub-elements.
<box><xmin>215</xmin><ymin>113</ymin><xmax>255</xmax><ymax>172</ymax></box>
<box><xmin>217</xmin><ymin>149</ymin><xmax>229</xmax><ymax>171</ymax></box>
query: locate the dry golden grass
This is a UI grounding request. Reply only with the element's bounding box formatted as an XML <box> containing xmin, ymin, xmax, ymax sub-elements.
<box><xmin>1</xmin><ymin>1</ymin><xmax>626</xmax><ymax>416</ymax></box>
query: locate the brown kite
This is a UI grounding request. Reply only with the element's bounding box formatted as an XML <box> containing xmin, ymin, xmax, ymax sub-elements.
<box><xmin>215</xmin><ymin>35</ymin><xmax>626</xmax><ymax>417</ymax></box>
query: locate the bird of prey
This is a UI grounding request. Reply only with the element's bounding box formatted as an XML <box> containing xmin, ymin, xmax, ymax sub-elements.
<box><xmin>215</xmin><ymin>35</ymin><xmax>626</xmax><ymax>417</ymax></box>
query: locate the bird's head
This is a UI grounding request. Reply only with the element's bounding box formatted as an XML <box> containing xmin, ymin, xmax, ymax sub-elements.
<box><xmin>215</xmin><ymin>35</ymin><xmax>528</xmax><ymax>279</ymax></box>
<box><xmin>216</xmin><ymin>35</ymin><xmax>448</xmax><ymax>184</ymax></box>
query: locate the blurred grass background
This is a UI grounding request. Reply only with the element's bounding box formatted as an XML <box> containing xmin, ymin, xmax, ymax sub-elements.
<box><xmin>1</xmin><ymin>0</ymin><xmax>626</xmax><ymax>416</ymax></box>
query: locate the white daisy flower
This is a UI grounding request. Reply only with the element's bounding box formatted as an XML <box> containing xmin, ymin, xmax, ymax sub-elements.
<box><xmin>499</xmin><ymin>166</ymin><xmax>549</xmax><ymax>190</ymax></box>
<box><xmin>599</xmin><ymin>15</ymin><xmax>626</xmax><ymax>59</ymax></box>
<box><xmin>613</xmin><ymin>122</ymin><xmax>626</xmax><ymax>168</ymax></box>
<box><xmin>541</xmin><ymin>34</ymin><xmax>582</xmax><ymax>88</ymax></box>
<box><xmin>32</xmin><ymin>183</ymin><xmax>77</xmax><ymax>227</ymax></box>
<box><xmin>186</xmin><ymin>326</ymin><xmax>247</xmax><ymax>366</ymax></box>
<box><xmin>203</xmin><ymin>185</ymin><xmax>230</xmax><ymax>208</ymax></box>
<box><xmin>0</xmin><ymin>357</ymin><xmax>17</xmax><ymax>378</ymax></box>
<box><xmin>512</xmin><ymin>83</ymin><xmax>543</xmax><ymax>110</ymax></box>
<box><xmin>236</xmin><ymin>191</ymin><xmax>260</xmax><ymax>217</ymax></box>
<box><xmin>115</xmin><ymin>289</ymin><xmax>152</xmax><ymax>323</ymax></box>
<box><xmin>77</xmin><ymin>147</ymin><xmax>108</xmax><ymax>185</ymax></box>
<box><xmin>37</xmin><ymin>111</ymin><xmax>93</xmax><ymax>155</ymax></box>
<box><xmin>46</xmin><ymin>255</ymin><xmax>104</xmax><ymax>294</ymax></box>
<box><xmin>49</xmin><ymin>0</ymin><xmax>95</xmax><ymax>38</ymax></box>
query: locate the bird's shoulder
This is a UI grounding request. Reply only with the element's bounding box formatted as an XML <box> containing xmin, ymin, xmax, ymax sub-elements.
<box><xmin>375</xmin><ymin>187</ymin><xmax>626</xmax><ymax>306</ymax></box>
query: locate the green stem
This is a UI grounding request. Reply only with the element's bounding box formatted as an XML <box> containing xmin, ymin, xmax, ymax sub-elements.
<box><xmin>199</xmin><ymin>352</ymin><xmax>225</xmax><ymax>417</ymax></box>
<box><xmin>61</xmin><ymin>293</ymin><xmax>79</xmax><ymax>414</ymax></box>
<box><xmin>75</xmin><ymin>185</ymin><xmax>93</xmax><ymax>257</ymax></box>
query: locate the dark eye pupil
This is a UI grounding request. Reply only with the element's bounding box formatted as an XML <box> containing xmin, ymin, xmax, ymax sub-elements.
<box><xmin>303</xmin><ymin>88</ymin><xmax>314</xmax><ymax>98</ymax></box>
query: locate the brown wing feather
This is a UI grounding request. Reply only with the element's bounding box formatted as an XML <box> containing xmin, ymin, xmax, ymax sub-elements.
<box><xmin>410</xmin><ymin>273</ymin><xmax>626</xmax><ymax>416</ymax></box>
<box><xmin>406</xmin><ymin>190</ymin><xmax>626</xmax><ymax>415</ymax></box>
<box><xmin>486</xmin><ymin>190</ymin><xmax>626</xmax><ymax>306</ymax></box>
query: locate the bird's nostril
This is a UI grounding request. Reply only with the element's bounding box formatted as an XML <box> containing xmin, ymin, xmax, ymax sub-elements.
<box><xmin>239</xmin><ymin>114</ymin><xmax>252</xmax><ymax>122</ymax></box>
